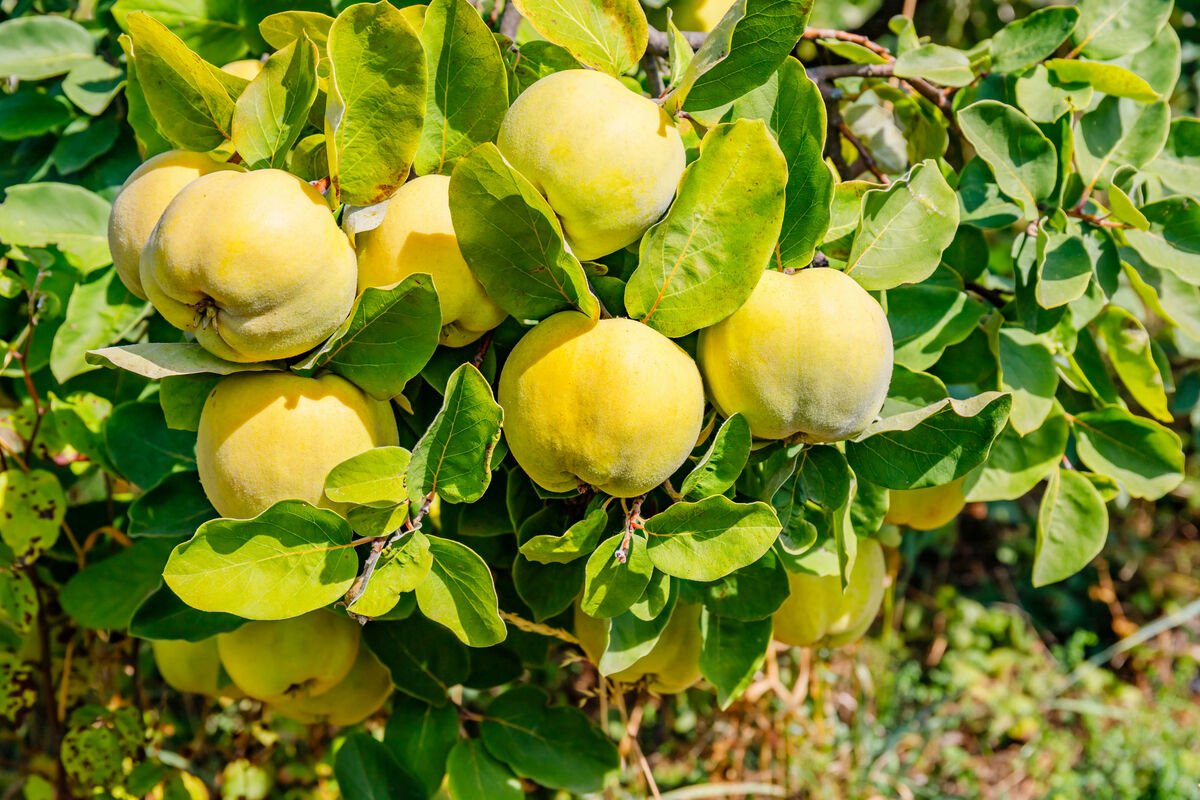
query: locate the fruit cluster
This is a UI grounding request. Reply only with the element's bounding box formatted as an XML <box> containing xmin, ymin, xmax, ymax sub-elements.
<box><xmin>109</xmin><ymin>60</ymin><xmax>961</xmax><ymax>699</ymax></box>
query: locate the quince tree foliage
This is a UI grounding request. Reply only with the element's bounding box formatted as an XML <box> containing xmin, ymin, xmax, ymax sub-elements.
<box><xmin>0</xmin><ymin>0</ymin><xmax>1194</xmax><ymax>794</ymax></box>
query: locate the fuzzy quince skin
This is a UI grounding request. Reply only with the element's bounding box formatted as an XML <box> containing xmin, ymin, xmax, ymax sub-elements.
<box><xmin>497</xmin><ymin>69</ymin><xmax>685</xmax><ymax>260</ymax></box>
<box><xmin>773</xmin><ymin>537</ymin><xmax>886</xmax><ymax>648</ymax></box>
<box><xmin>152</xmin><ymin>637</ymin><xmax>237</xmax><ymax>697</ymax></box>
<box><xmin>107</xmin><ymin>150</ymin><xmax>243</xmax><ymax>299</ymax></box>
<box><xmin>270</xmin><ymin>645</ymin><xmax>393</xmax><ymax>726</ymax></box>
<box><xmin>498</xmin><ymin>313</ymin><xmax>704</xmax><ymax>498</ymax></box>
<box><xmin>575</xmin><ymin>601</ymin><xmax>702</xmax><ymax>694</ymax></box>
<box><xmin>697</xmin><ymin>268</ymin><xmax>893</xmax><ymax>442</ymax></box>
<box><xmin>884</xmin><ymin>477</ymin><xmax>967</xmax><ymax>531</ymax></box>
<box><xmin>356</xmin><ymin>174</ymin><xmax>506</xmax><ymax>347</ymax></box>
<box><xmin>216</xmin><ymin>611</ymin><xmax>360</xmax><ymax>701</ymax></box>
<box><xmin>140</xmin><ymin>169</ymin><xmax>357</xmax><ymax>362</ymax></box>
<box><xmin>196</xmin><ymin>371</ymin><xmax>399</xmax><ymax>519</ymax></box>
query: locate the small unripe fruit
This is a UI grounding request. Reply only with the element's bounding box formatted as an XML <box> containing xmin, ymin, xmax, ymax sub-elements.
<box><xmin>498</xmin><ymin>70</ymin><xmax>686</xmax><ymax>260</ymax></box>
<box><xmin>884</xmin><ymin>477</ymin><xmax>967</xmax><ymax>530</ymax></box>
<box><xmin>772</xmin><ymin>537</ymin><xmax>886</xmax><ymax>648</ymax></box>
<box><xmin>356</xmin><ymin>174</ymin><xmax>506</xmax><ymax>347</ymax></box>
<box><xmin>196</xmin><ymin>372</ymin><xmax>398</xmax><ymax>520</ymax></box>
<box><xmin>107</xmin><ymin>150</ymin><xmax>242</xmax><ymax>298</ymax></box>
<box><xmin>216</xmin><ymin>611</ymin><xmax>360</xmax><ymax>701</ymax></box>
<box><xmin>498</xmin><ymin>312</ymin><xmax>705</xmax><ymax>498</ymax></box>
<box><xmin>697</xmin><ymin>268</ymin><xmax>893</xmax><ymax>442</ymax></box>
<box><xmin>140</xmin><ymin>169</ymin><xmax>357</xmax><ymax>362</ymax></box>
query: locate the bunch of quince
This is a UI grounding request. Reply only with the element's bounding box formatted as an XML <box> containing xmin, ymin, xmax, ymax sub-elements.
<box><xmin>113</xmin><ymin>56</ymin><xmax>963</xmax><ymax>701</ymax></box>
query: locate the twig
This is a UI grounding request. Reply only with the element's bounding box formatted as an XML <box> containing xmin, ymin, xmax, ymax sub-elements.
<box><xmin>1066</xmin><ymin>207</ymin><xmax>1129</xmax><ymax>229</ymax></box>
<box><xmin>646</xmin><ymin>26</ymin><xmax>706</xmax><ymax>55</ymax></box>
<box><xmin>801</xmin><ymin>28</ymin><xmax>895</xmax><ymax>61</ymax></box>
<box><xmin>471</xmin><ymin>332</ymin><xmax>493</xmax><ymax>368</ymax></box>
<box><xmin>499</xmin><ymin>1</ymin><xmax>522</xmax><ymax>39</ymax></box>
<box><xmin>808</xmin><ymin>62</ymin><xmax>895</xmax><ymax>81</ymax></box>
<box><xmin>965</xmin><ymin>282</ymin><xmax>1010</xmax><ymax>309</ymax></box>
<box><xmin>837</xmin><ymin>121</ymin><xmax>890</xmax><ymax>184</ymax></box>
<box><xmin>613</xmin><ymin>496</ymin><xmax>645</xmax><ymax>564</ymax></box>
<box><xmin>343</xmin><ymin>492</ymin><xmax>434</xmax><ymax>615</ymax></box>
<box><xmin>499</xmin><ymin>610</ymin><xmax>581</xmax><ymax>645</ymax></box>
<box><xmin>642</xmin><ymin>51</ymin><xmax>665</xmax><ymax>98</ymax></box>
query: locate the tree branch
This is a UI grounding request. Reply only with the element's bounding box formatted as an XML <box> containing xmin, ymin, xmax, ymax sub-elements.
<box><xmin>343</xmin><ymin>492</ymin><xmax>435</xmax><ymax>617</ymax></box>
<box><xmin>614</xmin><ymin>496</ymin><xmax>645</xmax><ymax>564</ymax></box>
<box><xmin>499</xmin><ymin>1</ymin><xmax>522</xmax><ymax>39</ymax></box>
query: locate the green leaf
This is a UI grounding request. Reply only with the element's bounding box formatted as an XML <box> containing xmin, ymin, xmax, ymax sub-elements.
<box><xmin>160</xmin><ymin>375</ymin><xmax>220</xmax><ymax>432</ymax></box>
<box><xmin>847</xmin><ymin>392</ymin><xmax>1012</xmax><ymax>489</ymax></box>
<box><xmin>63</xmin><ymin>59</ymin><xmax>126</xmax><ymax>117</ymax></box>
<box><xmin>582</xmin><ymin>534</ymin><xmax>653</xmax><ymax>618</ymax></box>
<box><xmin>163</xmin><ymin>500</ymin><xmax>359</xmax><ymax>620</ymax></box>
<box><xmin>512</xmin><ymin>0</ymin><xmax>647</xmax><ymax>76</ymax></box>
<box><xmin>0</xmin><ymin>92</ymin><xmax>72</xmax><ymax>141</ymax></box>
<box><xmin>325</xmin><ymin>447</ymin><xmax>412</xmax><ymax>508</ymax></box>
<box><xmin>1096</xmin><ymin>306</ymin><xmax>1171</xmax><ymax>422</ymax></box>
<box><xmin>335</xmin><ymin>732</ymin><xmax>424</xmax><ymax>800</ymax></box>
<box><xmin>407</xmin><ymin>364</ymin><xmax>503</xmax><ymax>505</ymax></box>
<box><xmin>628</xmin><ymin>120</ymin><xmax>785</xmax><ymax>334</ymax></box>
<box><xmin>519</xmin><ymin>508</ymin><xmax>609</xmax><ymax>564</ymax></box>
<box><xmin>593</xmin><ymin>592</ymin><xmax>676</xmax><ymax>673</ymax></box>
<box><xmin>0</xmin><ymin>183</ymin><xmax>112</xmax><ymax>273</ymax></box>
<box><xmin>1075</xmin><ymin>96</ymin><xmax>1170</xmax><ymax>191</ymax></box>
<box><xmin>449</xmin><ymin>143</ymin><xmax>599</xmax><ymax>321</ymax></box>
<box><xmin>129</xmin><ymin>583</ymin><xmax>244</xmax><ymax>641</ymax></box>
<box><xmin>60</xmin><ymin>539</ymin><xmax>176</xmax><ymax>630</ymax></box>
<box><xmin>957</xmin><ymin>100</ymin><xmax>1057</xmax><ymax>219</ymax></box>
<box><xmin>998</xmin><ymin>327</ymin><xmax>1059</xmax><ymax>435</ymax></box>
<box><xmin>296</xmin><ymin>274</ymin><xmax>441</xmax><ymax>401</ymax></box>
<box><xmin>106</xmin><ymin>402</ymin><xmax>197</xmax><ymax>489</ymax></box>
<box><xmin>681</xmin><ymin>413</ymin><xmax>752</xmax><ymax>500</ymax></box>
<box><xmin>1033</xmin><ymin>467</ymin><xmax>1109</xmax><ymax>587</ymax></box>
<box><xmin>844</xmin><ymin>161</ymin><xmax>960</xmax><ymax>290</ymax></box>
<box><xmin>889</xmin><ymin>280</ymin><xmax>988</xmax><ymax>372</ymax></box>
<box><xmin>1045</xmin><ymin>59</ymin><xmax>1159</xmax><ymax>102</ymax></box>
<box><xmin>1070</xmin><ymin>0</ymin><xmax>1172</xmax><ymax>61</ymax></box>
<box><xmin>87</xmin><ymin>343</ymin><xmax>281</xmax><ymax>380</ymax></box>
<box><xmin>480</xmin><ymin>686</ymin><xmax>618</xmax><ymax>795</ymax></box>
<box><xmin>1015</xmin><ymin>65</ymin><xmax>1094</xmax><ymax>124</ymax></box>
<box><xmin>384</xmin><ymin>697</ymin><xmax>459</xmax><ymax>796</ymax></box>
<box><xmin>643</xmin><ymin>496</ymin><xmax>781</xmax><ymax>582</ymax></box>
<box><xmin>125</xmin><ymin>12</ymin><xmax>235</xmax><ymax>151</ymax></box>
<box><xmin>675</xmin><ymin>0</ymin><xmax>815</xmax><ymax>118</ymax></box>
<box><xmin>0</xmin><ymin>470</ymin><xmax>65</xmax><ymax>565</ymax></box>
<box><xmin>49</xmin><ymin>269</ymin><xmax>147</xmax><ymax>384</ymax></box>
<box><xmin>113</xmin><ymin>0</ymin><xmax>248</xmax><ymax>64</ymax></box>
<box><xmin>1124</xmin><ymin>197</ymin><xmax>1200</xmax><ymax>284</ymax></box>
<box><xmin>1071</xmin><ymin>407</ymin><xmax>1183</xmax><ymax>500</ymax></box>
<box><xmin>881</xmin><ymin>366</ymin><xmax>949</xmax><ymax>417</ymax></box>
<box><xmin>446</xmin><ymin>739</ymin><xmax>523</xmax><ymax>800</ymax></box>
<box><xmin>957</xmin><ymin>157</ymin><xmax>1023</xmax><ymax>229</ymax></box>
<box><xmin>730</xmin><ymin>57</ymin><xmax>833</xmax><ymax>269</ymax></box>
<box><xmin>416</xmin><ymin>0</ymin><xmax>509</xmax><ymax>175</ymax></box>
<box><xmin>259</xmin><ymin>11</ymin><xmax>334</xmax><ymax>56</ymax></box>
<box><xmin>128</xmin><ymin>472</ymin><xmax>218</xmax><ymax>538</ymax></box>
<box><xmin>698</xmin><ymin>549</ymin><xmax>789</xmax><ymax>621</ymax></box>
<box><xmin>365</xmin><ymin>617</ymin><xmax>470</xmax><ymax>706</ymax></box>
<box><xmin>325</xmin><ymin>1</ymin><xmax>426</xmax><ymax>206</ymax></box>
<box><xmin>416</xmin><ymin>535</ymin><xmax>506</xmax><ymax>647</ymax></box>
<box><xmin>700</xmin><ymin>612</ymin><xmax>771</xmax><ymax>709</ymax></box>
<box><xmin>0</xmin><ymin>15</ymin><xmax>95</xmax><ymax>80</ymax></box>
<box><xmin>965</xmin><ymin>410</ymin><xmax>1069</xmax><ymax>502</ymax></box>
<box><xmin>349</xmin><ymin>532</ymin><xmax>431</xmax><ymax>617</ymax></box>
<box><xmin>1147</xmin><ymin>118</ymin><xmax>1200</xmax><ymax>197</ymax></box>
<box><xmin>991</xmin><ymin>6</ymin><xmax>1079</xmax><ymax>74</ymax></box>
<box><xmin>1036</xmin><ymin>227</ymin><xmax>1093</xmax><ymax>309</ymax></box>
<box><xmin>894</xmin><ymin>44</ymin><xmax>973</xmax><ymax>88</ymax></box>
<box><xmin>232</xmin><ymin>37</ymin><xmax>319</xmax><ymax>170</ymax></box>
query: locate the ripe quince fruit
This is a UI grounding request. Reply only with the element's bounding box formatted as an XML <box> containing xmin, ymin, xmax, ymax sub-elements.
<box><xmin>698</xmin><ymin>268</ymin><xmax>893</xmax><ymax>442</ymax></box>
<box><xmin>498</xmin><ymin>312</ymin><xmax>704</xmax><ymax>497</ymax></box>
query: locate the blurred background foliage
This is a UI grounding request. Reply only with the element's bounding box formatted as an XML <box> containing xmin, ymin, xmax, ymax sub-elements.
<box><xmin>1</xmin><ymin>0</ymin><xmax>1198</xmax><ymax>798</ymax></box>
